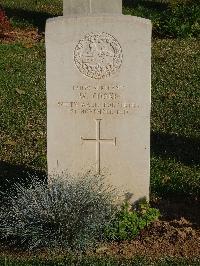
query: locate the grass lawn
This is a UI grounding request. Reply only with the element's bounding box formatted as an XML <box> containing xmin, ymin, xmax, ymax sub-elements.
<box><xmin>0</xmin><ymin>256</ymin><xmax>200</xmax><ymax>266</ymax></box>
<box><xmin>0</xmin><ymin>0</ymin><xmax>199</xmax><ymax>264</ymax></box>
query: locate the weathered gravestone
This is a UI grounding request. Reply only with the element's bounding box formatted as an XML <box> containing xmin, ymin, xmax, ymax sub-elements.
<box><xmin>46</xmin><ymin>0</ymin><xmax>152</xmax><ymax>202</ymax></box>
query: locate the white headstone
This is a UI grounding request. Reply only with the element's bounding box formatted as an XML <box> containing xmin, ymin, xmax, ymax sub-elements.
<box><xmin>46</xmin><ymin>0</ymin><xmax>152</xmax><ymax>203</ymax></box>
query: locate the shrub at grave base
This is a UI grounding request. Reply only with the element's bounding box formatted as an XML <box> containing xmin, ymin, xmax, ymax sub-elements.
<box><xmin>0</xmin><ymin>173</ymin><xmax>117</xmax><ymax>251</ymax></box>
<box><xmin>104</xmin><ymin>200</ymin><xmax>160</xmax><ymax>241</ymax></box>
<box><xmin>0</xmin><ymin>6</ymin><xmax>11</xmax><ymax>37</ymax></box>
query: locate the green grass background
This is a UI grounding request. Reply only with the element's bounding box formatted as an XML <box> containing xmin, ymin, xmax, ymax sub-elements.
<box><xmin>0</xmin><ymin>256</ymin><xmax>200</xmax><ymax>266</ymax></box>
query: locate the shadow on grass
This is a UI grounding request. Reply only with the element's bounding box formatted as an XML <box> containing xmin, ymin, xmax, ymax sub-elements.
<box><xmin>0</xmin><ymin>161</ymin><xmax>47</xmax><ymax>200</ymax></box>
<box><xmin>4</xmin><ymin>1</ymin><xmax>168</xmax><ymax>32</ymax></box>
<box><xmin>152</xmin><ymin>197</ymin><xmax>200</xmax><ymax>226</ymax></box>
<box><xmin>151</xmin><ymin>131</ymin><xmax>200</xmax><ymax>224</ymax></box>
<box><xmin>4</xmin><ymin>7</ymin><xmax>58</xmax><ymax>32</ymax></box>
<box><xmin>151</xmin><ymin>132</ymin><xmax>200</xmax><ymax>167</ymax></box>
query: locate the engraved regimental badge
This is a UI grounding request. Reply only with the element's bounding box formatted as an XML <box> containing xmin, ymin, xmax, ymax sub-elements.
<box><xmin>74</xmin><ymin>32</ymin><xmax>123</xmax><ymax>79</ymax></box>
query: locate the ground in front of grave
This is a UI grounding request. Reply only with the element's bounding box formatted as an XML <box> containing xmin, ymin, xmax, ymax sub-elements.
<box><xmin>0</xmin><ymin>198</ymin><xmax>199</xmax><ymax>259</ymax></box>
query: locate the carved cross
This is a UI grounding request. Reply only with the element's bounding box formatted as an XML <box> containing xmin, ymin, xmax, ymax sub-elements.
<box><xmin>81</xmin><ymin>119</ymin><xmax>116</xmax><ymax>174</ymax></box>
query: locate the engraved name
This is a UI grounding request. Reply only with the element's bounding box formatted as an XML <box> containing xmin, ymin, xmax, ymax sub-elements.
<box><xmin>58</xmin><ymin>84</ymin><xmax>138</xmax><ymax>116</ymax></box>
<box><xmin>74</xmin><ymin>84</ymin><xmax>122</xmax><ymax>101</ymax></box>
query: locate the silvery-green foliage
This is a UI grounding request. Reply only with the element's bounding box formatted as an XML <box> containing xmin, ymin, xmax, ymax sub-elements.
<box><xmin>0</xmin><ymin>172</ymin><xmax>117</xmax><ymax>250</ymax></box>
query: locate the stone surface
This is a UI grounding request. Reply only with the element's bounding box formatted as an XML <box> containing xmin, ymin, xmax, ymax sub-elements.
<box><xmin>46</xmin><ymin>15</ymin><xmax>151</xmax><ymax>203</ymax></box>
<box><xmin>63</xmin><ymin>0</ymin><xmax>122</xmax><ymax>16</ymax></box>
